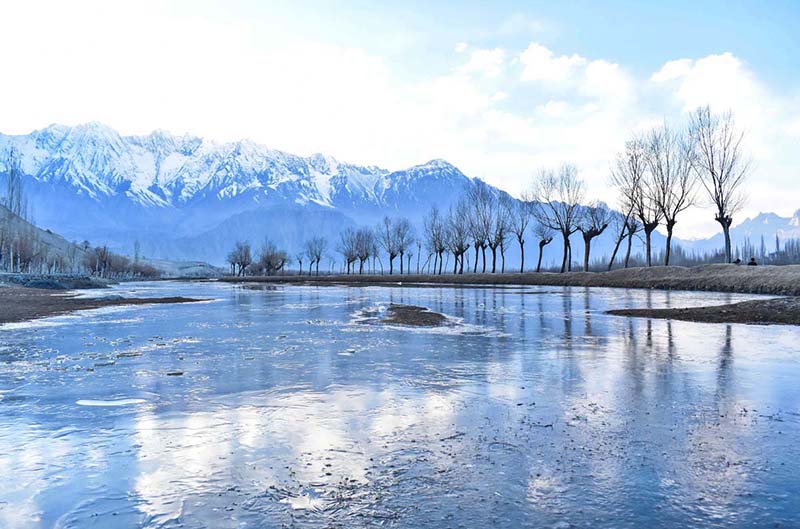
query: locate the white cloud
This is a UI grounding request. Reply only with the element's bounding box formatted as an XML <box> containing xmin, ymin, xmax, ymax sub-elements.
<box><xmin>458</xmin><ymin>48</ymin><xmax>507</xmax><ymax>78</ymax></box>
<box><xmin>650</xmin><ymin>58</ymin><xmax>693</xmax><ymax>83</ymax></box>
<box><xmin>0</xmin><ymin>3</ymin><xmax>798</xmax><ymax>240</ymax></box>
<box><xmin>519</xmin><ymin>42</ymin><xmax>587</xmax><ymax>82</ymax></box>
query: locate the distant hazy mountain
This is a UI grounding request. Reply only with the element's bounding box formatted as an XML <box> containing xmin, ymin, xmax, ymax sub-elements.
<box><xmin>0</xmin><ymin>123</ymin><xmax>795</xmax><ymax>268</ymax></box>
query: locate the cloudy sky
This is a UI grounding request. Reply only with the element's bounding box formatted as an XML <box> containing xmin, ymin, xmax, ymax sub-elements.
<box><xmin>1</xmin><ymin>0</ymin><xmax>798</xmax><ymax>238</ymax></box>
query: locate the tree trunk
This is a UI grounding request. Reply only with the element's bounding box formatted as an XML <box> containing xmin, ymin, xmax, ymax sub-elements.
<box><xmin>643</xmin><ymin>222</ymin><xmax>658</xmax><ymax>267</ymax></box>
<box><xmin>399</xmin><ymin>251</ymin><xmax>404</xmax><ymax>274</ymax></box>
<box><xmin>583</xmin><ymin>236</ymin><xmax>591</xmax><ymax>272</ymax></box>
<box><xmin>664</xmin><ymin>219</ymin><xmax>676</xmax><ymax>266</ymax></box>
<box><xmin>389</xmin><ymin>255</ymin><xmax>394</xmax><ymax>275</ymax></box>
<box><xmin>608</xmin><ymin>237</ymin><xmax>623</xmax><ymax>271</ymax></box>
<box><xmin>501</xmin><ymin>247</ymin><xmax>505</xmax><ymax>273</ymax></box>
<box><xmin>560</xmin><ymin>233</ymin><xmax>569</xmax><ymax>273</ymax></box>
<box><xmin>473</xmin><ymin>245</ymin><xmax>479</xmax><ymax>273</ymax></box>
<box><xmin>438</xmin><ymin>252</ymin><xmax>444</xmax><ymax>275</ymax></box>
<box><xmin>459</xmin><ymin>253</ymin><xmax>465</xmax><ymax>274</ymax></box>
<box><xmin>316</xmin><ymin>259</ymin><xmax>320</xmax><ymax>276</ymax></box>
<box><xmin>716</xmin><ymin>215</ymin><xmax>733</xmax><ymax>263</ymax></box>
<box><xmin>490</xmin><ymin>246</ymin><xmax>497</xmax><ymax>273</ymax></box>
<box><xmin>481</xmin><ymin>246</ymin><xmax>487</xmax><ymax>273</ymax></box>
<box><xmin>518</xmin><ymin>238</ymin><xmax>525</xmax><ymax>273</ymax></box>
<box><xmin>536</xmin><ymin>241</ymin><xmax>545</xmax><ymax>273</ymax></box>
<box><xmin>453</xmin><ymin>254</ymin><xmax>458</xmax><ymax>275</ymax></box>
<box><xmin>624</xmin><ymin>233</ymin><xmax>633</xmax><ymax>268</ymax></box>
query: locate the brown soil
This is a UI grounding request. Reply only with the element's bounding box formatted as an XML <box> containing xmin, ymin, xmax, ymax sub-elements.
<box><xmin>382</xmin><ymin>304</ymin><xmax>448</xmax><ymax>326</ymax></box>
<box><xmin>0</xmin><ymin>286</ymin><xmax>204</xmax><ymax>325</ymax></box>
<box><xmin>607</xmin><ymin>297</ymin><xmax>800</xmax><ymax>326</ymax></box>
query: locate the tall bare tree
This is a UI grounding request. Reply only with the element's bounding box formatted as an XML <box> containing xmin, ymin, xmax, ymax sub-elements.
<box><xmin>424</xmin><ymin>206</ymin><xmax>447</xmax><ymax>275</ymax></box>
<box><xmin>533</xmin><ymin>223</ymin><xmax>554</xmax><ymax>273</ymax></box>
<box><xmin>578</xmin><ymin>202</ymin><xmax>610</xmax><ymax>271</ymax></box>
<box><xmin>527</xmin><ymin>164</ymin><xmax>585</xmax><ymax>273</ymax></box>
<box><xmin>689</xmin><ymin>106</ymin><xmax>751</xmax><ymax>263</ymax></box>
<box><xmin>227</xmin><ymin>241</ymin><xmax>252</xmax><ymax>276</ymax></box>
<box><xmin>2</xmin><ymin>147</ymin><xmax>26</xmax><ymax>219</ymax></box>
<box><xmin>607</xmin><ymin>204</ymin><xmax>634</xmax><ymax>270</ymax></box>
<box><xmin>612</xmin><ymin>136</ymin><xmax>662</xmax><ymax>266</ymax></box>
<box><xmin>646</xmin><ymin>122</ymin><xmax>697</xmax><ymax>265</ymax></box>
<box><xmin>378</xmin><ymin>216</ymin><xmax>400</xmax><ymax>274</ymax></box>
<box><xmin>445</xmin><ymin>200</ymin><xmax>471</xmax><ymax>274</ymax></box>
<box><xmin>304</xmin><ymin>236</ymin><xmax>327</xmax><ymax>275</ymax></box>
<box><xmin>507</xmin><ymin>197</ymin><xmax>531</xmax><ymax>273</ymax></box>
<box><xmin>487</xmin><ymin>197</ymin><xmax>510</xmax><ymax>273</ymax></box>
<box><xmin>394</xmin><ymin>218</ymin><xmax>415</xmax><ymax>275</ymax></box>
<box><xmin>337</xmin><ymin>228</ymin><xmax>358</xmax><ymax>274</ymax></box>
<box><xmin>466</xmin><ymin>183</ymin><xmax>494</xmax><ymax>273</ymax></box>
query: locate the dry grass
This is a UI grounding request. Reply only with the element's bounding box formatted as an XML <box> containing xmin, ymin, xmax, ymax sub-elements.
<box><xmin>221</xmin><ymin>264</ymin><xmax>800</xmax><ymax>296</ymax></box>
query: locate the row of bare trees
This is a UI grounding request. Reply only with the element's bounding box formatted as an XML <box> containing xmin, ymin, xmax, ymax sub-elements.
<box><xmin>609</xmin><ymin>106</ymin><xmax>749</xmax><ymax>265</ymax></box>
<box><xmin>227</xmin><ymin>239</ymin><xmax>291</xmax><ymax>276</ymax></box>
<box><xmin>223</xmin><ymin>107</ymin><xmax>749</xmax><ymax>276</ymax></box>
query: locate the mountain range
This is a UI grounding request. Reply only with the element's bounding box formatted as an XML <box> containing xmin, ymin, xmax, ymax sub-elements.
<box><xmin>1</xmin><ymin>122</ymin><xmax>797</xmax><ymax>268</ymax></box>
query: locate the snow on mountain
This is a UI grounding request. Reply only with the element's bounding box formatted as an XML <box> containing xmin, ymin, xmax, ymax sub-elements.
<box><xmin>2</xmin><ymin>122</ymin><xmax>794</xmax><ymax>267</ymax></box>
<box><xmin>0</xmin><ymin>123</ymin><xmax>475</xmax><ymax>260</ymax></box>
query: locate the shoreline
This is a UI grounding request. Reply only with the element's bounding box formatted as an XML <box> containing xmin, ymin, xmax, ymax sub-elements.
<box><xmin>0</xmin><ymin>286</ymin><xmax>204</xmax><ymax>325</ymax></box>
<box><xmin>221</xmin><ymin>264</ymin><xmax>800</xmax><ymax>326</ymax></box>
<box><xmin>220</xmin><ymin>264</ymin><xmax>800</xmax><ymax>296</ymax></box>
<box><xmin>607</xmin><ymin>297</ymin><xmax>800</xmax><ymax>326</ymax></box>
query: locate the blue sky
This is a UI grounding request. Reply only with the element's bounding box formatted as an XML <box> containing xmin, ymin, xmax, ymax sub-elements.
<box><xmin>1</xmin><ymin>0</ymin><xmax>798</xmax><ymax>237</ymax></box>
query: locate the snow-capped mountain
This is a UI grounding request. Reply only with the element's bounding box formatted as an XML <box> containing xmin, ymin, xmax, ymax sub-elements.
<box><xmin>2</xmin><ymin>122</ymin><xmax>795</xmax><ymax>267</ymax></box>
<box><xmin>0</xmin><ymin>123</ymin><xmax>477</xmax><ymax>261</ymax></box>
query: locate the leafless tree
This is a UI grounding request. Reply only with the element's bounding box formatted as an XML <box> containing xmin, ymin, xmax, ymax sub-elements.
<box><xmin>612</xmin><ymin>136</ymin><xmax>662</xmax><ymax>266</ymax></box>
<box><xmin>2</xmin><ymin>147</ymin><xmax>26</xmax><ymax>219</ymax></box>
<box><xmin>424</xmin><ymin>206</ymin><xmax>447</xmax><ymax>275</ymax></box>
<box><xmin>256</xmin><ymin>239</ymin><xmax>288</xmax><ymax>276</ymax></box>
<box><xmin>533</xmin><ymin>223</ymin><xmax>554</xmax><ymax>273</ymax></box>
<box><xmin>394</xmin><ymin>218</ymin><xmax>415</xmax><ymax>275</ymax></box>
<box><xmin>527</xmin><ymin>164</ymin><xmax>585</xmax><ymax>273</ymax></box>
<box><xmin>355</xmin><ymin>227</ymin><xmax>375</xmax><ymax>274</ymax></box>
<box><xmin>646</xmin><ymin>122</ymin><xmax>697</xmax><ymax>265</ymax></box>
<box><xmin>578</xmin><ymin>202</ymin><xmax>610</xmax><ymax>271</ymax></box>
<box><xmin>466</xmin><ymin>183</ymin><xmax>494</xmax><ymax>273</ymax></box>
<box><xmin>227</xmin><ymin>240</ymin><xmax>252</xmax><ymax>276</ymax></box>
<box><xmin>507</xmin><ymin>197</ymin><xmax>531</xmax><ymax>273</ymax></box>
<box><xmin>378</xmin><ymin>216</ymin><xmax>401</xmax><ymax>274</ymax></box>
<box><xmin>304</xmin><ymin>236</ymin><xmax>327</xmax><ymax>275</ymax></box>
<box><xmin>445</xmin><ymin>200</ymin><xmax>471</xmax><ymax>274</ymax></box>
<box><xmin>337</xmin><ymin>228</ymin><xmax>358</xmax><ymax>274</ymax></box>
<box><xmin>488</xmin><ymin>197</ymin><xmax>510</xmax><ymax>273</ymax></box>
<box><xmin>607</xmin><ymin>204</ymin><xmax>634</xmax><ymax>270</ymax></box>
<box><xmin>689</xmin><ymin>106</ymin><xmax>751</xmax><ymax>263</ymax></box>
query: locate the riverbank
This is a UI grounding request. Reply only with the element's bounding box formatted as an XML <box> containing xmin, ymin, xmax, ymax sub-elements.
<box><xmin>0</xmin><ymin>285</ymin><xmax>203</xmax><ymax>325</ymax></box>
<box><xmin>221</xmin><ymin>264</ymin><xmax>800</xmax><ymax>296</ymax></box>
<box><xmin>608</xmin><ymin>297</ymin><xmax>800</xmax><ymax>326</ymax></box>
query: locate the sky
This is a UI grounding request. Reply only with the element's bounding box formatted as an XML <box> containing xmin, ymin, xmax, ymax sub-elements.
<box><xmin>1</xmin><ymin>0</ymin><xmax>798</xmax><ymax>239</ymax></box>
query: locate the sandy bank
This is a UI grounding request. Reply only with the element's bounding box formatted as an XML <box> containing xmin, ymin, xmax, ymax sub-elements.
<box><xmin>607</xmin><ymin>297</ymin><xmax>800</xmax><ymax>326</ymax></box>
<box><xmin>0</xmin><ymin>286</ymin><xmax>203</xmax><ymax>325</ymax></box>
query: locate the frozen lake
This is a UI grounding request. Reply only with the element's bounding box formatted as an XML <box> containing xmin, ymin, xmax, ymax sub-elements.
<box><xmin>1</xmin><ymin>281</ymin><xmax>799</xmax><ymax>528</ymax></box>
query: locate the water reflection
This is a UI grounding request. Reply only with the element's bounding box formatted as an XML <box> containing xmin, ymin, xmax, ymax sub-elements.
<box><xmin>0</xmin><ymin>282</ymin><xmax>798</xmax><ymax>528</ymax></box>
